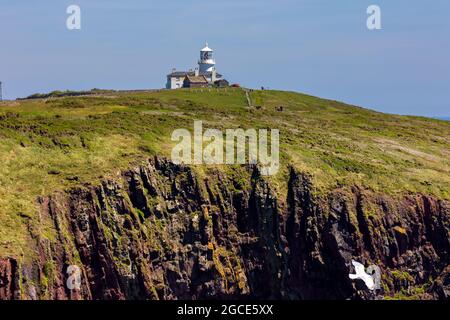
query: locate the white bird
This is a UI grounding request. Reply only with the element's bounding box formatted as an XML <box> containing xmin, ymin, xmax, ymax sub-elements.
<box><xmin>349</xmin><ymin>260</ymin><xmax>375</xmax><ymax>290</ymax></box>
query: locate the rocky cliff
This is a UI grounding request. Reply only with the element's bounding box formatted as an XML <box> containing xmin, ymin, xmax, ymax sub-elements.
<box><xmin>1</xmin><ymin>157</ymin><xmax>449</xmax><ymax>300</ymax></box>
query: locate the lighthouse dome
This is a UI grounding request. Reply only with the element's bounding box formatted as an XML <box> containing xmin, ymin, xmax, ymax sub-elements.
<box><xmin>201</xmin><ymin>42</ymin><xmax>213</xmax><ymax>52</ymax></box>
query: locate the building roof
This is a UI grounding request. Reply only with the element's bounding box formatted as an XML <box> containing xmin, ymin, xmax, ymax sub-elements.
<box><xmin>168</xmin><ymin>71</ymin><xmax>223</xmax><ymax>78</ymax></box>
<box><xmin>214</xmin><ymin>79</ymin><xmax>229</xmax><ymax>83</ymax></box>
<box><xmin>202</xmin><ymin>71</ymin><xmax>223</xmax><ymax>78</ymax></box>
<box><xmin>185</xmin><ymin>75</ymin><xmax>208</xmax><ymax>84</ymax></box>
<box><xmin>167</xmin><ymin>71</ymin><xmax>195</xmax><ymax>77</ymax></box>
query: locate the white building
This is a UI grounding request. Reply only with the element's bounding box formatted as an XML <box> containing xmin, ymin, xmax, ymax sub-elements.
<box><xmin>166</xmin><ymin>42</ymin><xmax>225</xmax><ymax>89</ymax></box>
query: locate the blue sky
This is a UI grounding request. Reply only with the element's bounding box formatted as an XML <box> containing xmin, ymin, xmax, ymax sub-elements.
<box><xmin>0</xmin><ymin>0</ymin><xmax>449</xmax><ymax>117</ymax></box>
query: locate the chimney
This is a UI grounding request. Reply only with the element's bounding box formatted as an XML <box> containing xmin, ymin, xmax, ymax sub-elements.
<box><xmin>212</xmin><ymin>68</ymin><xmax>217</xmax><ymax>83</ymax></box>
<box><xmin>195</xmin><ymin>68</ymin><xmax>199</xmax><ymax>76</ymax></box>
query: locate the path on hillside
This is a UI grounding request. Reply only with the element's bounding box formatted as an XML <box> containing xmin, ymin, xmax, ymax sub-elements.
<box><xmin>244</xmin><ymin>89</ymin><xmax>252</xmax><ymax>108</ymax></box>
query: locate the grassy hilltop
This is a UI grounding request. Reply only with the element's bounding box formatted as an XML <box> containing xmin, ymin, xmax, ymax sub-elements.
<box><xmin>0</xmin><ymin>88</ymin><xmax>450</xmax><ymax>258</ymax></box>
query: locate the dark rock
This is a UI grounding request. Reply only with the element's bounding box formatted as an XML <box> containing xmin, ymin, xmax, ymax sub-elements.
<box><xmin>1</xmin><ymin>158</ymin><xmax>448</xmax><ymax>300</ymax></box>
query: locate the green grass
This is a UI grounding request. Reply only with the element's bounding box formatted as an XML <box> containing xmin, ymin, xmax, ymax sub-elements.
<box><xmin>0</xmin><ymin>87</ymin><xmax>450</xmax><ymax>258</ymax></box>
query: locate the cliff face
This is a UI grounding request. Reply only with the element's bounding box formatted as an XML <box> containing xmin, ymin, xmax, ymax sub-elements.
<box><xmin>0</xmin><ymin>157</ymin><xmax>449</xmax><ymax>300</ymax></box>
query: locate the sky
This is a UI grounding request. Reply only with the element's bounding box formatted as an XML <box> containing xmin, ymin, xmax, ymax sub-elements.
<box><xmin>0</xmin><ymin>0</ymin><xmax>449</xmax><ymax>117</ymax></box>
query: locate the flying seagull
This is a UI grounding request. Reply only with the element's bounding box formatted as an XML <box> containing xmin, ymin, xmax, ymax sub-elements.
<box><xmin>348</xmin><ymin>260</ymin><xmax>375</xmax><ymax>290</ymax></box>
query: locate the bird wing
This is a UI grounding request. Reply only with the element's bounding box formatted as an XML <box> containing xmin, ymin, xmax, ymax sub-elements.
<box><xmin>352</xmin><ymin>260</ymin><xmax>366</xmax><ymax>275</ymax></box>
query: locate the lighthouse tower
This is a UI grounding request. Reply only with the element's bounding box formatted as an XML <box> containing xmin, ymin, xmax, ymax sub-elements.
<box><xmin>198</xmin><ymin>42</ymin><xmax>216</xmax><ymax>74</ymax></box>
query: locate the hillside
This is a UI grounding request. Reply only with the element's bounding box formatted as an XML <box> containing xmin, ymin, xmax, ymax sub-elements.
<box><xmin>0</xmin><ymin>88</ymin><xmax>449</xmax><ymax>300</ymax></box>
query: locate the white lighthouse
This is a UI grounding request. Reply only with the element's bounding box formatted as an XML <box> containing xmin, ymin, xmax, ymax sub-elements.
<box><xmin>166</xmin><ymin>41</ymin><xmax>227</xmax><ymax>89</ymax></box>
<box><xmin>198</xmin><ymin>42</ymin><xmax>215</xmax><ymax>74</ymax></box>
